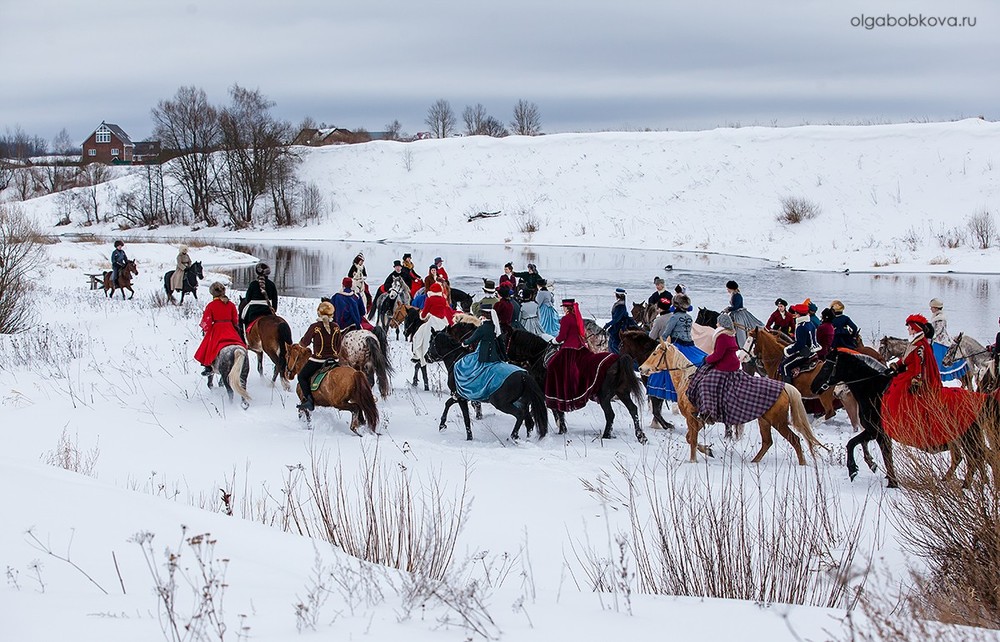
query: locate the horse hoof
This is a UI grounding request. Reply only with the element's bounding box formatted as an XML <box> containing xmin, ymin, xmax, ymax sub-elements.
<box><xmin>241</xmin><ymin>400</ymin><xmax>249</xmax><ymax>410</ymax></box>
<box><xmin>466</xmin><ymin>433</ymin><xmax>473</xmax><ymax>441</ymax></box>
<box><xmin>439</xmin><ymin>423</ymin><xmax>446</xmax><ymax>431</ymax></box>
<box><xmin>636</xmin><ymin>432</ymin><xmax>648</xmax><ymax>445</ymax></box>
<box><xmin>886</xmin><ymin>480</ymin><xmax>899</xmax><ymax>489</ymax></box>
<box><xmin>424</xmin><ymin>385</ymin><xmax>430</xmax><ymax>391</ymax></box>
<box><xmin>869</xmin><ymin>463</ymin><xmax>879</xmax><ymax>474</ymax></box>
<box><xmin>849</xmin><ymin>470</ymin><xmax>859</xmax><ymax>481</ymax></box>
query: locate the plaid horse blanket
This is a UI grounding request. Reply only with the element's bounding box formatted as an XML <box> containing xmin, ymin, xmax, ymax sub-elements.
<box><xmin>686</xmin><ymin>367</ymin><xmax>784</xmax><ymax>425</ymax></box>
<box><xmin>544</xmin><ymin>347</ymin><xmax>618</xmax><ymax>412</ymax></box>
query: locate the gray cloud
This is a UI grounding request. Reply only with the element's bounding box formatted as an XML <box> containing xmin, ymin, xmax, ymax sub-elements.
<box><xmin>1</xmin><ymin>0</ymin><xmax>996</xmax><ymax>142</ymax></box>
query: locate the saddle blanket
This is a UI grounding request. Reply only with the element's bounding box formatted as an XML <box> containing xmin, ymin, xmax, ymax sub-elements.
<box><xmin>310</xmin><ymin>363</ymin><xmax>341</xmax><ymax>391</ymax></box>
<box><xmin>454</xmin><ymin>354</ymin><xmax>523</xmax><ymax>401</ymax></box>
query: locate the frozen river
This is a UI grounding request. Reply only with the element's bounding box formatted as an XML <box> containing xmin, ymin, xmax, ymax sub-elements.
<box><xmin>220</xmin><ymin>240</ymin><xmax>1000</xmax><ymax>346</ymax></box>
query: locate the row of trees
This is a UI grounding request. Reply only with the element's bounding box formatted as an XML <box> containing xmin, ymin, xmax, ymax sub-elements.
<box><xmin>425</xmin><ymin>99</ymin><xmax>542</xmax><ymax>139</ymax></box>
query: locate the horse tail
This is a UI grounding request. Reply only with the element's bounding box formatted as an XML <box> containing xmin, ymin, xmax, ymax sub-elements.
<box><xmin>277</xmin><ymin>319</ymin><xmax>293</xmax><ymax>374</ymax></box>
<box><xmin>229</xmin><ymin>348</ymin><xmax>252</xmax><ymax>404</ymax></box>
<box><xmin>351</xmin><ymin>369</ymin><xmax>380</xmax><ymax>429</ymax></box>
<box><xmin>372</xmin><ymin>326</ymin><xmax>390</xmax><ymax>361</ymax></box>
<box><xmin>524</xmin><ymin>373</ymin><xmax>548</xmax><ymax>438</ymax></box>
<box><xmin>164</xmin><ymin>271</ymin><xmax>172</xmax><ymax>296</ymax></box>
<box><xmin>784</xmin><ymin>384</ymin><xmax>825</xmax><ymax>456</ymax></box>
<box><xmin>364</xmin><ymin>335</ymin><xmax>393</xmax><ymax>398</ymax></box>
<box><xmin>616</xmin><ymin>354</ymin><xmax>644</xmax><ymax>407</ymax></box>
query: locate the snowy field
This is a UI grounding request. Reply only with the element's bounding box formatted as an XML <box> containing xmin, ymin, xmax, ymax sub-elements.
<box><xmin>0</xmin><ymin>240</ymin><xmax>923</xmax><ymax>641</ymax></box>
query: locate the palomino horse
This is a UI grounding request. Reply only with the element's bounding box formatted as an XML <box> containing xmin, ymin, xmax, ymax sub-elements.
<box><xmin>813</xmin><ymin>348</ymin><xmax>996</xmax><ymax>488</ymax></box>
<box><xmin>284</xmin><ymin>344</ymin><xmax>380</xmax><ymax>433</ymax></box>
<box><xmin>425</xmin><ymin>331</ymin><xmax>548</xmax><ymax>441</ymax></box>
<box><xmin>340</xmin><ymin>328</ymin><xmax>393</xmax><ymax>399</ymax></box>
<box><xmin>103</xmin><ymin>259</ymin><xmax>139</xmax><ymax>299</ymax></box>
<box><xmin>246</xmin><ymin>313</ymin><xmax>294</xmax><ymax>390</ymax></box>
<box><xmin>163</xmin><ymin>261</ymin><xmax>204</xmax><ymax>304</ymax></box>
<box><xmin>206</xmin><ymin>344</ymin><xmax>251</xmax><ymax>408</ymax></box>
<box><xmin>618</xmin><ymin>330</ymin><xmax>677</xmax><ymax>430</ymax></box>
<box><xmin>640</xmin><ymin>340</ymin><xmax>825</xmax><ymax>465</ymax></box>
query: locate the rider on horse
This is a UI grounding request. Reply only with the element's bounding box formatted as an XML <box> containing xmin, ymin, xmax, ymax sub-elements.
<box><xmin>512</xmin><ymin>263</ymin><xmax>544</xmax><ymax>300</ymax></box>
<box><xmin>382</xmin><ymin>260</ymin><xmax>413</xmax><ymax>293</ymax></box>
<box><xmin>294</xmin><ymin>301</ymin><xmax>344</xmax><ymax>412</ymax></box>
<box><xmin>111</xmin><ymin>240</ymin><xmax>128</xmax><ymax>285</ymax></box>
<box><xmin>194</xmin><ymin>282</ymin><xmax>246</xmax><ymax>376</ymax></box>
<box><xmin>347</xmin><ymin>253</ymin><xmax>372</xmax><ymax>309</ymax></box>
<box><xmin>765</xmin><ymin>298</ymin><xmax>794</xmax><ymax>336</ymax></box>
<box><xmin>604</xmin><ymin>287</ymin><xmax>639</xmax><ymax>354</ymax></box>
<box><xmin>829</xmin><ymin>300</ymin><xmax>860</xmax><ymax>349</ymax></box>
<box><xmin>332</xmin><ymin>277</ymin><xmax>363</xmax><ymax>331</ymax></box>
<box><xmin>780</xmin><ymin>302</ymin><xmax>819</xmax><ymax>383</ymax></box>
<box><xmin>494</xmin><ymin>284</ymin><xmax>516</xmax><ymax>336</ymax></box>
<box><xmin>241</xmin><ymin>262</ymin><xmax>278</xmax><ymax>336</ymax></box>
<box><xmin>170</xmin><ymin>246</ymin><xmax>192</xmax><ymax>292</ymax></box>
<box><xmin>648</xmin><ymin>277</ymin><xmax>671</xmax><ymax>307</ymax></box>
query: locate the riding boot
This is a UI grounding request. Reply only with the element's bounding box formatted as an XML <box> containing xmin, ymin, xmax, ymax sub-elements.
<box><xmin>297</xmin><ymin>395</ymin><xmax>315</xmax><ymax>411</ymax></box>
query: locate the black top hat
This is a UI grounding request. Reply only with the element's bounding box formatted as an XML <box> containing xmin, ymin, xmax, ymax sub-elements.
<box><xmin>393</xmin><ymin>260</ymin><xmax>402</xmax><ymax>267</ymax></box>
<box><xmin>561</xmin><ymin>298</ymin><xmax>575</xmax><ymax>306</ymax></box>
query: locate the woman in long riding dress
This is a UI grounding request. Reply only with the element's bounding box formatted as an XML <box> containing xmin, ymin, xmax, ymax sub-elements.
<box><xmin>722</xmin><ymin>280</ymin><xmax>763</xmax><ymax>350</ymax></box>
<box><xmin>170</xmin><ymin>245</ymin><xmax>192</xmax><ymax>292</ymax></box>
<box><xmin>412</xmin><ymin>282</ymin><xmax>455</xmax><ymax>367</ymax></box>
<box><xmin>536</xmin><ymin>279</ymin><xmax>560</xmax><ymax>336</ymax></box>
<box><xmin>928</xmin><ymin>297</ymin><xmax>967</xmax><ymax>381</ymax></box>
<box><xmin>194</xmin><ymin>282</ymin><xmax>246</xmax><ymax>376</ymax></box>
<box><xmin>646</xmin><ymin>293</ymin><xmax>707</xmax><ymax>401</ymax></box>
<box><xmin>347</xmin><ymin>253</ymin><xmax>372</xmax><ymax>309</ymax></box>
<box><xmin>519</xmin><ymin>288</ymin><xmax>554</xmax><ymax>341</ymax></box>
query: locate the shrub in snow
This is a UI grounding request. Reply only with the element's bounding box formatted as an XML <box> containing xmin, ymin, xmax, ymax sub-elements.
<box><xmin>776</xmin><ymin>196</ymin><xmax>820</xmax><ymax>225</ymax></box>
<box><xmin>967</xmin><ymin>208</ymin><xmax>997</xmax><ymax>249</ymax></box>
<box><xmin>0</xmin><ymin>204</ymin><xmax>45</xmax><ymax>333</ymax></box>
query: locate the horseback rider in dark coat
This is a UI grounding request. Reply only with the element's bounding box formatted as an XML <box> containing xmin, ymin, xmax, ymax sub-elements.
<box><xmin>829</xmin><ymin>300</ymin><xmax>860</xmax><ymax>349</ymax></box>
<box><xmin>511</xmin><ymin>263</ymin><xmax>544</xmax><ymax>299</ymax></box>
<box><xmin>382</xmin><ymin>260</ymin><xmax>413</xmax><ymax>292</ymax></box>
<box><xmin>111</xmin><ymin>240</ymin><xmax>128</xmax><ymax>285</ymax></box>
<box><xmin>604</xmin><ymin>287</ymin><xmax>639</xmax><ymax>354</ymax></box>
<box><xmin>240</xmin><ymin>262</ymin><xmax>278</xmax><ymax>338</ymax></box>
<box><xmin>780</xmin><ymin>303</ymin><xmax>819</xmax><ymax>382</ymax></box>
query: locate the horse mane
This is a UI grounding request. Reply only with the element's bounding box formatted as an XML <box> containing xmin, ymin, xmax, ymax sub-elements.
<box><xmin>662</xmin><ymin>342</ymin><xmax>694</xmax><ymax>390</ymax></box>
<box><xmin>837</xmin><ymin>348</ymin><xmax>891</xmax><ymax>375</ymax></box>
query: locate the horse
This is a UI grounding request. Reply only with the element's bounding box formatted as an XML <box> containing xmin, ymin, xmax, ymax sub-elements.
<box><xmin>618</xmin><ymin>330</ymin><xmax>676</xmax><ymax>430</ymax></box>
<box><xmin>103</xmin><ymin>259</ymin><xmax>139</xmax><ymax>299</ymax></box>
<box><xmin>284</xmin><ymin>344</ymin><xmax>380</xmax><ymax>434</ymax></box>
<box><xmin>942</xmin><ymin>332</ymin><xmax>989</xmax><ymax>390</ymax></box>
<box><xmin>640</xmin><ymin>339</ymin><xmax>825</xmax><ymax>465</ymax></box>
<box><xmin>450</xmin><ymin>287</ymin><xmax>474</xmax><ymax>313</ymax></box>
<box><xmin>747</xmin><ymin>327</ymin><xmax>841</xmax><ymax>421</ymax></box>
<box><xmin>883</xmin><ymin>334</ymin><xmax>977</xmax><ymax>389</ymax></box>
<box><xmin>425</xmin><ymin>331</ymin><xmax>548</xmax><ymax>441</ymax></box>
<box><xmin>695</xmin><ymin>307</ymin><xmax>719</xmax><ymax>328</ymax></box>
<box><xmin>582</xmin><ymin>319</ymin><xmax>609</xmax><ymax>353</ymax></box>
<box><xmin>205</xmin><ymin>344</ymin><xmax>251</xmax><ymax>408</ymax></box>
<box><xmin>340</xmin><ymin>328</ymin><xmax>393</xmax><ymax>398</ymax></box>
<box><xmin>371</xmin><ymin>291</ymin><xmax>408</xmax><ymax>339</ymax></box>
<box><xmin>813</xmin><ymin>348</ymin><xmax>996</xmax><ymax>488</ymax></box>
<box><xmin>245</xmin><ymin>312</ymin><xmax>294</xmax><ymax>390</ymax></box>
<box><xmin>630</xmin><ymin>301</ymin><xmax>656</xmax><ymax>330</ymax></box>
<box><xmin>163</xmin><ymin>260</ymin><xmax>204</xmax><ymax>304</ymax></box>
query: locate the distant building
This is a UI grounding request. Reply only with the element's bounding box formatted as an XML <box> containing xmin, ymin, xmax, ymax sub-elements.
<box><xmin>81</xmin><ymin>122</ymin><xmax>161</xmax><ymax>165</ymax></box>
<box><xmin>291</xmin><ymin>127</ymin><xmax>395</xmax><ymax>147</ymax></box>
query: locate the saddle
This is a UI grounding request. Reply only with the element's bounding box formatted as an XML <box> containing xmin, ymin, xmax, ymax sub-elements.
<box><xmin>789</xmin><ymin>356</ymin><xmax>821</xmax><ymax>380</ymax></box>
<box><xmin>310</xmin><ymin>360</ymin><xmax>341</xmax><ymax>391</ymax></box>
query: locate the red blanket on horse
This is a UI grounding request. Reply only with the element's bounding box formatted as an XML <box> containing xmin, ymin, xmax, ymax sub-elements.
<box><xmin>544</xmin><ymin>346</ymin><xmax>617</xmax><ymax>412</ymax></box>
<box><xmin>882</xmin><ymin>338</ymin><xmax>985</xmax><ymax>449</ymax></box>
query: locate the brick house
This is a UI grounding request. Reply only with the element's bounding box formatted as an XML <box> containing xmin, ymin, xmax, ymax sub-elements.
<box><xmin>81</xmin><ymin>122</ymin><xmax>134</xmax><ymax>164</ymax></box>
<box><xmin>291</xmin><ymin>127</ymin><xmax>372</xmax><ymax>146</ymax></box>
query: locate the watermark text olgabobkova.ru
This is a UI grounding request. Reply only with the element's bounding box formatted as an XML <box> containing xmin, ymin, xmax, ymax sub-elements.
<box><xmin>851</xmin><ymin>14</ymin><xmax>977</xmax><ymax>30</ymax></box>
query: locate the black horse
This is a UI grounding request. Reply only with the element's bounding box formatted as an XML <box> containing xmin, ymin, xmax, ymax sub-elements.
<box><xmin>450</xmin><ymin>287</ymin><xmax>473</xmax><ymax>313</ymax></box>
<box><xmin>163</xmin><ymin>261</ymin><xmax>204</xmax><ymax>304</ymax></box>
<box><xmin>813</xmin><ymin>348</ymin><xmax>995</xmax><ymax>489</ymax></box>
<box><xmin>425</xmin><ymin>330</ymin><xmax>548</xmax><ymax>441</ymax></box>
<box><xmin>695</xmin><ymin>307</ymin><xmax>719</xmax><ymax>328</ymax></box>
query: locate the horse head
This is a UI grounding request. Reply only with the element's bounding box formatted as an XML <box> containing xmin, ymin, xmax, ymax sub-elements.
<box><xmin>638</xmin><ymin>338</ymin><xmax>671</xmax><ymax>376</ymax></box>
<box><xmin>283</xmin><ymin>343</ymin><xmax>310</xmax><ymax>380</ymax></box>
<box><xmin>191</xmin><ymin>261</ymin><xmax>204</xmax><ymax>280</ymax></box>
<box><xmin>812</xmin><ymin>351</ymin><xmax>840</xmax><ymax>395</ymax></box>
<box><xmin>696</xmin><ymin>307</ymin><xmax>719</xmax><ymax>328</ymax></box>
<box><xmin>126</xmin><ymin>259</ymin><xmax>139</xmax><ymax>275</ymax></box>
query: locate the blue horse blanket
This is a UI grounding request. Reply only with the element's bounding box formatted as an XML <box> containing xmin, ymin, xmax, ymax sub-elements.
<box><xmin>932</xmin><ymin>342</ymin><xmax>968</xmax><ymax>382</ymax></box>
<box><xmin>645</xmin><ymin>343</ymin><xmax>706</xmax><ymax>401</ymax></box>
<box><xmin>454</xmin><ymin>353</ymin><xmax>523</xmax><ymax>401</ymax></box>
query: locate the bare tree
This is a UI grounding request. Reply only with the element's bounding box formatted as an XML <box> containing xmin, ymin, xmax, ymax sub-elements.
<box><xmin>37</xmin><ymin>162</ymin><xmax>74</xmax><ymax>195</ymax></box>
<box><xmin>266</xmin><ymin>152</ymin><xmax>303</xmax><ymax>227</ymax></box>
<box><xmin>77</xmin><ymin>163</ymin><xmax>111</xmax><ymax>223</ymax></box>
<box><xmin>216</xmin><ymin>85</ymin><xmax>294</xmax><ymax>227</ymax></box>
<box><xmin>479</xmin><ymin>115</ymin><xmax>509</xmax><ymax>138</ymax></box>
<box><xmin>425</xmin><ymin>99</ymin><xmax>456</xmax><ymax>138</ymax></box>
<box><xmin>0</xmin><ymin>159</ymin><xmax>13</xmax><ymax>193</ymax></box>
<box><xmin>51</xmin><ymin>128</ymin><xmax>76</xmax><ymax>156</ymax></box>
<box><xmin>510</xmin><ymin>99</ymin><xmax>542</xmax><ymax>136</ymax></box>
<box><xmin>12</xmin><ymin>167</ymin><xmax>40</xmax><ymax>201</ymax></box>
<box><xmin>384</xmin><ymin>119</ymin><xmax>403</xmax><ymax>141</ymax></box>
<box><xmin>151</xmin><ymin>86</ymin><xmax>221</xmax><ymax>224</ymax></box>
<box><xmin>0</xmin><ymin>204</ymin><xmax>45</xmax><ymax>333</ymax></box>
<box><xmin>462</xmin><ymin>104</ymin><xmax>488</xmax><ymax>135</ymax></box>
<box><xmin>352</xmin><ymin>127</ymin><xmax>372</xmax><ymax>143</ymax></box>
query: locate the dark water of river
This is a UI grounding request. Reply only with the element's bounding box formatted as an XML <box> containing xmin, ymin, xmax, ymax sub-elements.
<box><xmin>218</xmin><ymin>240</ymin><xmax>1000</xmax><ymax>345</ymax></box>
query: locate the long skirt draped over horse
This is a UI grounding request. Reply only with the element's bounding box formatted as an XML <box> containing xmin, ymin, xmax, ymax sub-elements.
<box><xmin>931</xmin><ymin>341</ymin><xmax>969</xmax><ymax>382</ymax></box>
<box><xmin>544</xmin><ymin>346</ymin><xmax>617</xmax><ymax>412</ymax></box>
<box><xmin>454</xmin><ymin>353</ymin><xmax>524</xmax><ymax>401</ymax></box>
<box><xmin>883</xmin><ymin>339</ymin><xmax>983</xmax><ymax>449</ymax></box>
<box><xmin>195</xmin><ymin>299</ymin><xmax>246</xmax><ymax>366</ymax></box>
<box><xmin>646</xmin><ymin>342</ymin><xmax>707</xmax><ymax>401</ymax></box>
<box><xmin>412</xmin><ymin>315</ymin><xmax>450</xmax><ymax>366</ymax></box>
<box><xmin>686</xmin><ymin>366</ymin><xmax>784</xmax><ymax>425</ymax></box>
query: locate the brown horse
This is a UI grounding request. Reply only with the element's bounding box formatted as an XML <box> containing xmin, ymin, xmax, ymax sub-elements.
<box><xmin>284</xmin><ymin>343</ymin><xmax>380</xmax><ymax>433</ymax></box>
<box><xmin>747</xmin><ymin>327</ymin><xmax>842</xmax><ymax>421</ymax></box>
<box><xmin>246</xmin><ymin>313</ymin><xmax>294</xmax><ymax>390</ymax></box>
<box><xmin>640</xmin><ymin>339</ymin><xmax>825</xmax><ymax>465</ymax></box>
<box><xmin>630</xmin><ymin>302</ymin><xmax>656</xmax><ymax>330</ymax></box>
<box><xmin>103</xmin><ymin>259</ymin><xmax>139</xmax><ymax>299</ymax></box>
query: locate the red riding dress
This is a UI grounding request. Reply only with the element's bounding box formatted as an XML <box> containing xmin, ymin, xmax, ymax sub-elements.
<box><xmin>194</xmin><ymin>298</ymin><xmax>246</xmax><ymax>366</ymax></box>
<box><xmin>881</xmin><ymin>336</ymin><xmax>984</xmax><ymax>450</ymax></box>
<box><xmin>544</xmin><ymin>310</ymin><xmax>617</xmax><ymax>412</ymax></box>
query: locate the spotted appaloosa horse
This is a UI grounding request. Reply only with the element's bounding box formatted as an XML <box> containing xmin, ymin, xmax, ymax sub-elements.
<box><xmin>206</xmin><ymin>344</ymin><xmax>251</xmax><ymax>408</ymax></box>
<box><xmin>341</xmin><ymin>328</ymin><xmax>393</xmax><ymax>398</ymax></box>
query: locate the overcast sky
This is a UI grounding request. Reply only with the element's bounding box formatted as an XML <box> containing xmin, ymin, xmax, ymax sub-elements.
<box><xmin>1</xmin><ymin>0</ymin><xmax>997</xmax><ymax>144</ymax></box>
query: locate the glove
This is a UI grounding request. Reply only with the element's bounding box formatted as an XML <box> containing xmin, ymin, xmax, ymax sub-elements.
<box><xmin>908</xmin><ymin>378</ymin><xmax>922</xmax><ymax>393</ymax></box>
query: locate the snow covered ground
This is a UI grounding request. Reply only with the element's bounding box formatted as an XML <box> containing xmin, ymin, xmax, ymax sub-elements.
<box><xmin>11</xmin><ymin>118</ymin><xmax>1000</xmax><ymax>274</ymax></box>
<box><xmin>0</xmin><ymin>240</ymin><xmax>927</xmax><ymax>641</ymax></box>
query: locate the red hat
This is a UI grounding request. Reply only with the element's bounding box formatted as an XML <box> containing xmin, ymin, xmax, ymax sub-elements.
<box><xmin>342</xmin><ymin>277</ymin><xmax>353</xmax><ymax>289</ymax></box>
<box><xmin>905</xmin><ymin>313</ymin><xmax>929</xmax><ymax>330</ymax></box>
<box><xmin>428</xmin><ymin>282</ymin><xmax>443</xmax><ymax>294</ymax></box>
<box><xmin>789</xmin><ymin>303</ymin><xmax>810</xmax><ymax>315</ymax></box>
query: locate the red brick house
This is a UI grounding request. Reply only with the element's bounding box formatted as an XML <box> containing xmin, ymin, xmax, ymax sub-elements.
<box><xmin>81</xmin><ymin>122</ymin><xmax>134</xmax><ymax>164</ymax></box>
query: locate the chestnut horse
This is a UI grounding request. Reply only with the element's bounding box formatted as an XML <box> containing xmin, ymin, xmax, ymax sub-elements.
<box><xmin>103</xmin><ymin>259</ymin><xmax>139</xmax><ymax>299</ymax></box>
<box><xmin>284</xmin><ymin>344</ymin><xmax>380</xmax><ymax>433</ymax></box>
<box><xmin>747</xmin><ymin>327</ymin><xmax>840</xmax><ymax>420</ymax></box>
<box><xmin>640</xmin><ymin>339</ymin><xmax>825</xmax><ymax>465</ymax></box>
<box><xmin>246</xmin><ymin>313</ymin><xmax>294</xmax><ymax>390</ymax></box>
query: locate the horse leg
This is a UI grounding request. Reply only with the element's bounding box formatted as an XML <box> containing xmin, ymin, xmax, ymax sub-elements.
<box><xmin>457</xmin><ymin>399</ymin><xmax>473</xmax><ymax>440</ymax></box>
<box><xmin>845</xmin><ymin>431</ymin><xmax>867</xmax><ymax>481</ymax></box>
<box><xmin>874</xmin><ymin>430</ymin><xmax>898</xmax><ymax>489</ymax></box>
<box><xmin>206</xmin><ymin>372</ymin><xmax>215</xmax><ymax>389</ymax></box>
<box><xmin>617</xmin><ymin>390</ymin><xmax>646</xmax><ymax>444</ymax></box>
<box><xmin>440</xmin><ymin>396</ymin><xmax>460</xmax><ymax>430</ymax></box>
<box><xmin>411</xmin><ymin>362</ymin><xmax>420</xmax><ymax>387</ymax></box>
<box><xmin>421</xmin><ymin>365</ymin><xmax>429</xmax><ymax>391</ymax></box>
<box><xmin>472</xmin><ymin>400</ymin><xmax>483</xmax><ymax>420</ymax></box>
<box><xmin>770</xmin><ymin>412</ymin><xmax>806</xmax><ymax>466</ymax></box>
<box><xmin>598</xmin><ymin>397</ymin><xmax>616</xmax><ymax>440</ymax></box>
<box><xmin>554</xmin><ymin>409</ymin><xmax>568</xmax><ymax>434</ymax></box>
<box><xmin>943</xmin><ymin>443</ymin><xmax>962</xmax><ymax>483</ymax></box>
<box><xmin>649</xmin><ymin>397</ymin><xmax>674</xmax><ymax>429</ymax></box>
<box><xmin>749</xmin><ymin>419</ymin><xmax>775</xmax><ymax>463</ymax></box>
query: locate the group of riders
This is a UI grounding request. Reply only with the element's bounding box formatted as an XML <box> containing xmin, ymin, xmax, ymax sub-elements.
<box><xmin>110</xmin><ymin>240</ymin><xmax>993</xmax><ymax>439</ymax></box>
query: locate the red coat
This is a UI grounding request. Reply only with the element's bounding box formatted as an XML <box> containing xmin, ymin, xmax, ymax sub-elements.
<box><xmin>816</xmin><ymin>322</ymin><xmax>834</xmax><ymax>359</ymax></box>
<box><xmin>766</xmin><ymin>310</ymin><xmax>794</xmax><ymax>335</ymax></box>
<box><xmin>882</xmin><ymin>336</ymin><xmax>984</xmax><ymax>449</ymax></box>
<box><xmin>420</xmin><ymin>293</ymin><xmax>454</xmax><ymax>324</ymax></box>
<box><xmin>704</xmin><ymin>331</ymin><xmax>741</xmax><ymax>371</ymax></box>
<box><xmin>194</xmin><ymin>298</ymin><xmax>245</xmax><ymax>366</ymax></box>
<box><xmin>556</xmin><ymin>313</ymin><xmax>586</xmax><ymax>349</ymax></box>
<box><xmin>494</xmin><ymin>298</ymin><xmax>514</xmax><ymax>332</ymax></box>
<box><xmin>437</xmin><ymin>266</ymin><xmax>450</xmax><ymax>281</ymax></box>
